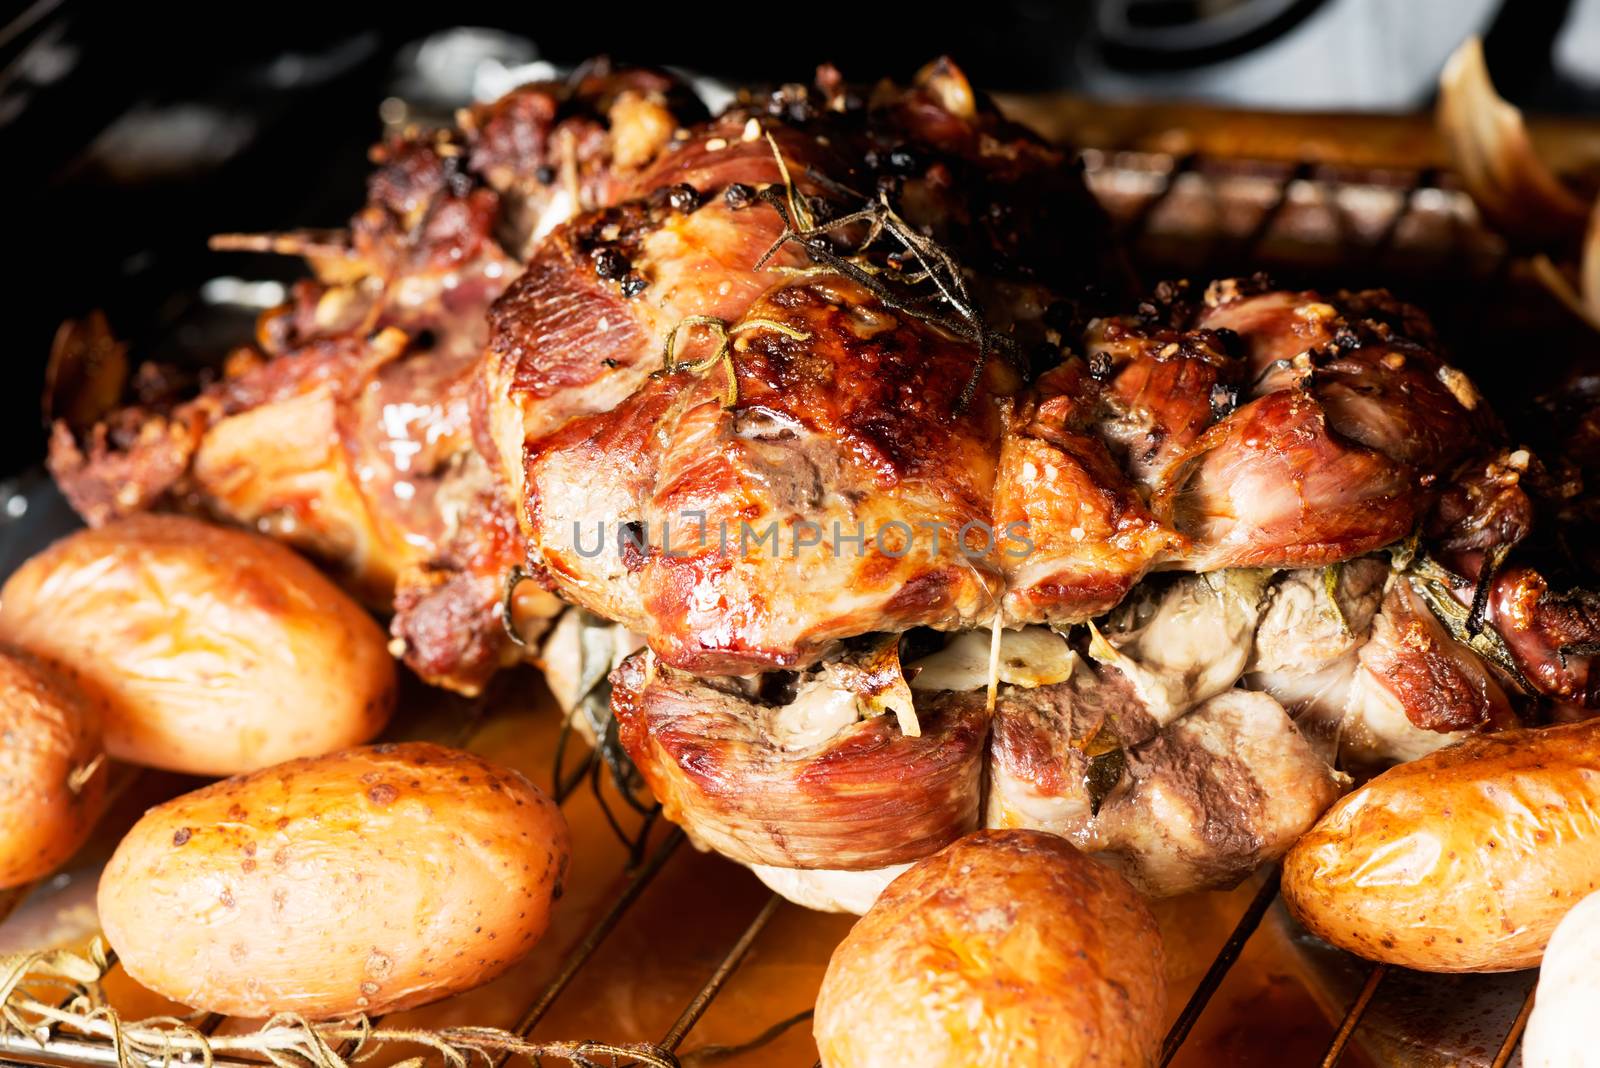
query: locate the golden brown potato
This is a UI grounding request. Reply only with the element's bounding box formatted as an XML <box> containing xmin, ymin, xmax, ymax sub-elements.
<box><xmin>97</xmin><ymin>742</ymin><xmax>570</xmax><ymax>1018</ymax></box>
<box><xmin>0</xmin><ymin>647</ymin><xmax>108</xmax><ymax>888</ymax></box>
<box><xmin>1283</xmin><ymin>719</ymin><xmax>1600</xmax><ymax>972</ymax></box>
<box><xmin>814</xmin><ymin>829</ymin><xmax>1167</xmax><ymax>1068</ymax></box>
<box><xmin>0</xmin><ymin>515</ymin><xmax>395</xmax><ymax>775</ymax></box>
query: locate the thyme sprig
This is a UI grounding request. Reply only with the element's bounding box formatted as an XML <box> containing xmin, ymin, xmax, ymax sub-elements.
<box><xmin>0</xmin><ymin>942</ymin><xmax>677</xmax><ymax>1068</ymax></box>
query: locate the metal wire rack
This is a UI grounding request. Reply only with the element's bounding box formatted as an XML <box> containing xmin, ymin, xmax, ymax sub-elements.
<box><xmin>0</xmin><ymin>112</ymin><xmax>1584</xmax><ymax>1068</ymax></box>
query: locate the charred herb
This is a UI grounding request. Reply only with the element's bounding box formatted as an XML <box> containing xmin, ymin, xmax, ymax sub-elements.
<box><xmin>545</xmin><ymin>612</ymin><xmax>659</xmax><ymax>864</ymax></box>
<box><xmin>1406</xmin><ymin>552</ymin><xmax>1533</xmax><ymax>691</ymax></box>
<box><xmin>1074</xmin><ymin>717</ymin><xmax>1126</xmax><ymax>820</ymax></box>
<box><xmin>749</xmin><ymin>136</ymin><xmax>1018</xmax><ymax>413</ymax></box>
<box><xmin>1465</xmin><ymin>540</ymin><xmax>1513</xmax><ymax>637</ymax></box>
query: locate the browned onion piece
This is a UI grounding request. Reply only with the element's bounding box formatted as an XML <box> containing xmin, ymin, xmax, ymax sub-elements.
<box><xmin>1530</xmin><ymin>199</ymin><xmax>1600</xmax><ymax>333</ymax></box>
<box><xmin>1438</xmin><ymin>36</ymin><xmax>1592</xmax><ymax>245</ymax></box>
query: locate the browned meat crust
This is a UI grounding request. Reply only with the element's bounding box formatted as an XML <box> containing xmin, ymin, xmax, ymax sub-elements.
<box><xmin>996</xmin><ymin>360</ymin><xmax>1180</xmax><ymax>626</ymax></box>
<box><xmin>611</xmin><ymin>650</ymin><xmax>987</xmax><ymax>870</ymax></box>
<box><xmin>47</xmin><ymin>64</ymin><xmax>705</xmax><ymax>690</ymax></box>
<box><xmin>1359</xmin><ymin>580</ymin><xmax>1516</xmax><ymax>734</ymax></box>
<box><xmin>44</xmin><ymin>57</ymin><xmax>1597</xmax><ymax>716</ymax></box>
<box><xmin>526</xmin><ymin>274</ymin><xmax>1015</xmax><ymax>673</ymax></box>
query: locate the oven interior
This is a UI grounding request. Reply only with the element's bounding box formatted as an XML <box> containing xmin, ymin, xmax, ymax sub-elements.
<box><xmin>4</xmin><ymin>10</ymin><xmax>1598</xmax><ymax>1068</ymax></box>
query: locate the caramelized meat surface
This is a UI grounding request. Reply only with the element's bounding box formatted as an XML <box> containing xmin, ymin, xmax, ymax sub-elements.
<box><xmin>612</xmin><ymin>649</ymin><xmax>987</xmax><ymax>870</ymax></box>
<box><xmin>48</xmin><ymin>65</ymin><xmax>703</xmax><ymax>691</ymax></box>
<box><xmin>517</xmin><ymin>246</ymin><xmax>1503</xmax><ymax>676</ymax></box>
<box><xmin>46</xmin><ymin>56</ymin><xmax>1596</xmax><ymax>722</ymax></box>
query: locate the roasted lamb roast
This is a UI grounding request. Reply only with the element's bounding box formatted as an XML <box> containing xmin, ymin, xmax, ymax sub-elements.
<box><xmin>48</xmin><ymin>56</ymin><xmax>1600</xmax><ymax>911</ymax></box>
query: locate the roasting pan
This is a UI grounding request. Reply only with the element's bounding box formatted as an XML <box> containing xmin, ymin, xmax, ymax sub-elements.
<box><xmin>5</xmin><ymin>27</ymin><xmax>1598</xmax><ymax>1068</ymax></box>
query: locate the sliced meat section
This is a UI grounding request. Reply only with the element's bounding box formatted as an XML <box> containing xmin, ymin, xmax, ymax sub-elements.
<box><xmin>611</xmin><ymin>647</ymin><xmax>987</xmax><ymax>871</ymax></box>
<box><xmin>988</xmin><ymin>676</ymin><xmax>1344</xmax><ymax>897</ymax></box>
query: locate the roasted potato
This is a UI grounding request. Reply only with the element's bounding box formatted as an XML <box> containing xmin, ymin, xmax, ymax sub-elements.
<box><xmin>0</xmin><ymin>515</ymin><xmax>394</xmax><ymax>775</ymax></box>
<box><xmin>1283</xmin><ymin>720</ymin><xmax>1600</xmax><ymax>972</ymax></box>
<box><xmin>97</xmin><ymin>742</ymin><xmax>570</xmax><ymax>1018</ymax></box>
<box><xmin>0</xmin><ymin>647</ymin><xmax>108</xmax><ymax>888</ymax></box>
<box><xmin>814</xmin><ymin>829</ymin><xmax>1166</xmax><ymax>1068</ymax></box>
<box><xmin>1523</xmin><ymin>889</ymin><xmax>1600</xmax><ymax>1068</ymax></box>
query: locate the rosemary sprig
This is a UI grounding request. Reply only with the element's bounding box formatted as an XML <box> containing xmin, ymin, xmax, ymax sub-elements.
<box><xmin>0</xmin><ymin>942</ymin><xmax>676</xmax><ymax>1068</ymax></box>
<box><xmin>749</xmin><ymin>139</ymin><xmax>1017</xmax><ymax>413</ymax></box>
<box><xmin>762</xmin><ymin>130</ymin><xmax>814</xmax><ymax>233</ymax></box>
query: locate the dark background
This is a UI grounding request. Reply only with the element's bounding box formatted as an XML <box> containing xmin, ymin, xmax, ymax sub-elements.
<box><xmin>2</xmin><ymin>0</ymin><xmax>1597</xmax><ymax>482</ymax></box>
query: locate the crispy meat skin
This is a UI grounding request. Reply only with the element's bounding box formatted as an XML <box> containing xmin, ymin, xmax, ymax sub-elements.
<box><xmin>483</xmin><ymin>120</ymin><xmax>821</xmax><ymax>523</ymax></box>
<box><xmin>518</xmin><ymin>217</ymin><xmax>1502</xmax><ymax>676</ymax></box>
<box><xmin>505</xmin><ymin>63</ymin><xmax>1116</xmax><ymax>673</ymax></box>
<box><xmin>1098</xmin><ymin>282</ymin><xmax>1493</xmax><ymax>571</ymax></box>
<box><xmin>527</xmin><ymin>276</ymin><xmax>1014</xmax><ymax>673</ymax></box>
<box><xmin>996</xmin><ymin>360</ymin><xmax>1179</xmax><ymax>626</ymax></box>
<box><xmin>611</xmin><ymin>650</ymin><xmax>987</xmax><ymax>870</ymax></box>
<box><xmin>47</xmin><ymin>65</ymin><xmax>701</xmax><ymax>692</ymax></box>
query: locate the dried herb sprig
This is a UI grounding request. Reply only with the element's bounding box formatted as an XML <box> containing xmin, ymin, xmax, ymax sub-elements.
<box><xmin>1322</xmin><ymin>562</ymin><xmax>1350</xmax><ymax>637</ymax></box>
<box><xmin>0</xmin><ymin>942</ymin><xmax>678</xmax><ymax>1068</ymax></box>
<box><xmin>748</xmin><ymin>141</ymin><xmax>1017</xmax><ymax>412</ymax></box>
<box><xmin>1465</xmin><ymin>540</ymin><xmax>1514</xmax><ymax>637</ymax></box>
<box><xmin>1406</xmin><ymin>552</ymin><xmax>1534</xmax><ymax>691</ymax></box>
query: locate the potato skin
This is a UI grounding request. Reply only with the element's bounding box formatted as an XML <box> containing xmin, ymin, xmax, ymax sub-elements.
<box><xmin>97</xmin><ymin>742</ymin><xmax>570</xmax><ymax>1018</ymax></box>
<box><xmin>0</xmin><ymin>648</ymin><xmax>108</xmax><ymax>888</ymax></box>
<box><xmin>1282</xmin><ymin>720</ymin><xmax>1600</xmax><ymax>972</ymax></box>
<box><xmin>0</xmin><ymin>515</ymin><xmax>395</xmax><ymax>775</ymax></box>
<box><xmin>1522</xmin><ymin>889</ymin><xmax>1600</xmax><ymax>1068</ymax></box>
<box><xmin>814</xmin><ymin>829</ymin><xmax>1166</xmax><ymax>1068</ymax></box>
